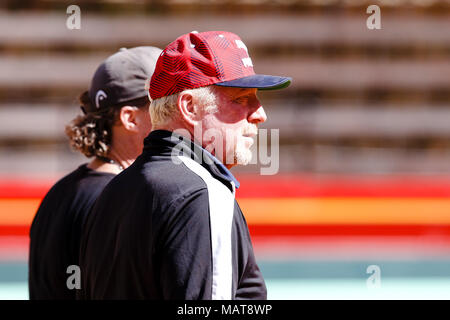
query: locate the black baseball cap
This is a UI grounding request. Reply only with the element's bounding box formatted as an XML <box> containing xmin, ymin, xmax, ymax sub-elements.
<box><xmin>84</xmin><ymin>46</ymin><xmax>162</xmax><ymax>113</ymax></box>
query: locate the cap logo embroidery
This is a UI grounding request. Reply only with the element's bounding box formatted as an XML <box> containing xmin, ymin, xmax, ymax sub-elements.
<box><xmin>95</xmin><ymin>90</ymin><xmax>107</xmax><ymax>108</ymax></box>
<box><xmin>235</xmin><ymin>40</ymin><xmax>253</xmax><ymax>68</ymax></box>
<box><xmin>145</xmin><ymin>78</ymin><xmax>152</xmax><ymax>101</ymax></box>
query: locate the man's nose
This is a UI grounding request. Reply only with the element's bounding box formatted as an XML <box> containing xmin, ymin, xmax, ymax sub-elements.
<box><xmin>248</xmin><ymin>105</ymin><xmax>267</xmax><ymax>124</ymax></box>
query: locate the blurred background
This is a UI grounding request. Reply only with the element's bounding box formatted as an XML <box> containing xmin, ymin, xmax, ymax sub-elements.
<box><xmin>0</xmin><ymin>0</ymin><xmax>450</xmax><ymax>299</ymax></box>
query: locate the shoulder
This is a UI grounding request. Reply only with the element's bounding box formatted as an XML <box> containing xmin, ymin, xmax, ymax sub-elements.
<box><xmin>43</xmin><ymin>164</ymin><xmax>114</xmax><ymax>204</ymax></box>
<box><xmin>31</xmin><ymin>165</ymin><xmax>114</xmax><ymax>234</ymax></box>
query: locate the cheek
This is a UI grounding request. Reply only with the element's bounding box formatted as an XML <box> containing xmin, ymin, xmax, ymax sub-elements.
<box><xmin>221</xmin><ymin>107</ymin><xmax>248</xmax><ymax>123</ymax></box>
<box><xmin>201</xmin><ymin>110</ymin><xmax>248</xmax><ymax>150</ymax></box>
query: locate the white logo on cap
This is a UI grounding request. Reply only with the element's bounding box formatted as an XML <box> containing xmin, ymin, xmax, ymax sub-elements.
<box><xmin>235</xmin><ymin>40</ymin><xmax>253</xmax><ymax>68</ymax></box>
<box><xmin>145</xmin><ymin>78</ymin><xmax>152</xmax><ymax>102</ymax></box>
<box><xmin>95</xmin><ymin>90</ymin><xmax>107</xmax><ymax>108</ymax></box>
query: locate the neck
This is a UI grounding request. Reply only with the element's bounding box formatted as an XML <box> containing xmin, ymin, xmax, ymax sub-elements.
<box><xmin>153</xmin><ymin>124</ymin><xmax>230</xmax><ymax>167</ymax></box>
<box><xmin>153</xmin><ymin>123</ymin><xmax>197</xmax><ymax>146</ymax></box>
<box><xmin>107</xmin><ymin>149</ymin><xmax>134</xmax><ymax>170</ymax></box>
<box><xmin>87</xmin><ymin>129</ymin><xmax>143</xmax><ymax>174</ymax></box>
<box><xmin>87</xmin><ymin>157</ymin><xmax>122</xmax><ymax>174</ymax></box>
<box><xmin>109</xmin><ymin>126</ymin><xmax>145</xmax><ymax>168</ymax></box>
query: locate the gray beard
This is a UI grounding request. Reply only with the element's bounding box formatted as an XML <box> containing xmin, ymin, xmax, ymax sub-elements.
<box><xmin>234</xmin><ymin>147</ymin><xmax>253</xmax><ymax>166</ymax></box>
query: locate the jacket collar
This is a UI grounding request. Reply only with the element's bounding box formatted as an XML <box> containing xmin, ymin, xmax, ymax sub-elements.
<box><xmin>144</xmin><ymin>130</ymin><xmax>240</xmax><ymax>191</ymax></box>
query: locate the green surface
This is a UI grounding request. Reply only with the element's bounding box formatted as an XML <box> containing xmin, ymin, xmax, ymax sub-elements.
<box><xmin>258</xmin><ymin>259</ymin><xmax>450</xmax><ymax>279</ymax></box>
<box><xmin>4</xmin><ymin>259</ymin><xmax>450</xmax><ymax>300</ymax></box>
<box><xmin>267</xmin><ymin>278</ymin><xmax>450</xmax><ymax>299</ymax></box>
<box><xmin>0</xmin><ymin>282</ymin><xmax>28</xmax><ymax>300</ymax></box>
<box><xmin>3</xmin><ymin>278</ymin><xmax>450</xmax><ymax>300</ymax></box>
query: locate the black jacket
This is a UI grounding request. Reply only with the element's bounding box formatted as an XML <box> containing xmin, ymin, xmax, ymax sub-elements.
<box><xmin>78</xmin><ymin>130</ymin><xmax>266</xmax><ymax>299</ymax></box>
<box><xmin>29</xmin><ymin>164</ymin><xmax>115</xmax><ymax>299</ymax></box>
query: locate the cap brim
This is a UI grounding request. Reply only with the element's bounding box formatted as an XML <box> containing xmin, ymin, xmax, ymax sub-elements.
<box><xmin>215</xmin><ymin>74</ymin><xmax>291</xmax><ymax>90</ymax></box>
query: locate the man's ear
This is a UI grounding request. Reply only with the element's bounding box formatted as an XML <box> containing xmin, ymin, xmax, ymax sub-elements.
<box><xmin>177</xmin><ymin>91</ymin><xmax>199</xmax><ymax>127</ymax></box>
<box><xmin>118</xmin><ymin>106</ymin><xmax>139</xmax><ymax>132</ymax></box>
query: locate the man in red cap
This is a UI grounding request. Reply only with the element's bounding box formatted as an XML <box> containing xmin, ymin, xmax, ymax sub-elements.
<box><xmin>79</xmin><ymin>31</ymin><xmax>291</xmax><ymax>299</ymax></box>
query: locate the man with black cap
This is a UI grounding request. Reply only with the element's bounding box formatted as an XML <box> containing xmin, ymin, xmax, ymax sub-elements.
<box><xmin>28</xmin><ymin>46</ymin><xmax>161</xmax><ymax>299</ymax></box>
<box><xmin>79</xmin><ymin>31</ymin><xmax>291</xmax><ymax>299</ymax></box>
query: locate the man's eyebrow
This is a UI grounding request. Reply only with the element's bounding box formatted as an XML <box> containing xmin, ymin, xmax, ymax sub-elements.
<box><xmin>236</xmin><ymin>88</ymin><xmax>255</xmax><ymax>95</ymax></box>
<box><xmin>225</xmin><ymin>88</ymin><xmax>246</xmax><ymax>98</ymax></box>
<box><xmin>222</xmin><ymin>87</ymin><xmax>254</xmax><ymax>99</ymax></box>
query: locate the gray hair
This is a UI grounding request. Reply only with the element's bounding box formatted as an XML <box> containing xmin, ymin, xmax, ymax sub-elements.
<box><xmin>149</xmin><ymin>86</ymin><xmax>218</xmax><ymax>128</ymax></box>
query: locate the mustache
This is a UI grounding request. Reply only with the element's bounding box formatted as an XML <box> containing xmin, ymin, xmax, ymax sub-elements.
<box><xmin>242</xmin><ymin>125</ymin><xmax>258</xmax><ymax>137</ymax></box>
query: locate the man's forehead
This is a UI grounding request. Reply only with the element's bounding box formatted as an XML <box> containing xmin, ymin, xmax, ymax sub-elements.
<box><xmin>214</xmin><ymin>86</ymin><xmax>257</xmax><ymax>96</ymax></box>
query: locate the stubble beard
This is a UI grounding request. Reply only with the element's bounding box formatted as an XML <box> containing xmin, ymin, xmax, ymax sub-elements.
<box><xmin>233</xmin><ymin>137</ymin><xmax>253</xmax><ymax>166</ymax></box>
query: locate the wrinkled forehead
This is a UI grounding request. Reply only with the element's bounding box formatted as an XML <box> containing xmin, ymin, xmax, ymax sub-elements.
<box><xmin>213</xmin><ymin>86</ymin><xmax>257</xmax><ymax>99</ymax></box>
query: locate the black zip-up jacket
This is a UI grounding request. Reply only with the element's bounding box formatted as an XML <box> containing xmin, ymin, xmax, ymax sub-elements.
<box><xmin>78</xmin><ymin>130</ymin><xmax>266</xmax><ymax>299</ymax></box>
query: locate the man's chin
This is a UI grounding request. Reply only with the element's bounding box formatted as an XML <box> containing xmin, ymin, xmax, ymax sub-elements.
<box><xmin>222</xmin><ymin>147</ymin><xmax>252</xmax><ymax>167</ymax></box>
<box><xmin>234</xmin><ymin>149</ymin><xmax>253</xmax><ymax>166</ymax></box>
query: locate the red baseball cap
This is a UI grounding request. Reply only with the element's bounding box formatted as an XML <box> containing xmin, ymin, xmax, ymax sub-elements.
<box><xmin>149</xmin><ymin>31</ymin><xmax>291</xmax><ymax>100</ymax></box>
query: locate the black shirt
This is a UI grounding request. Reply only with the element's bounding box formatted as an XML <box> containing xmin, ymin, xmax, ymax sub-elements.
<box><xmin>79</xmin><ymin>130</ymin><xmax>266</xmax><ymax>300</ymax></box>
<box><xmin>29</xmin><ymin>164</ymin><xmax>115</xmax><ymax>299</ymax></box>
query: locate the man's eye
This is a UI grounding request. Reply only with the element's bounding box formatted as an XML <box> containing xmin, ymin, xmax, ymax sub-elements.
<box><xmin>234</xmin><ymin>97</ymin><xmax>248</xmax><ymax>104</ymax></box>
